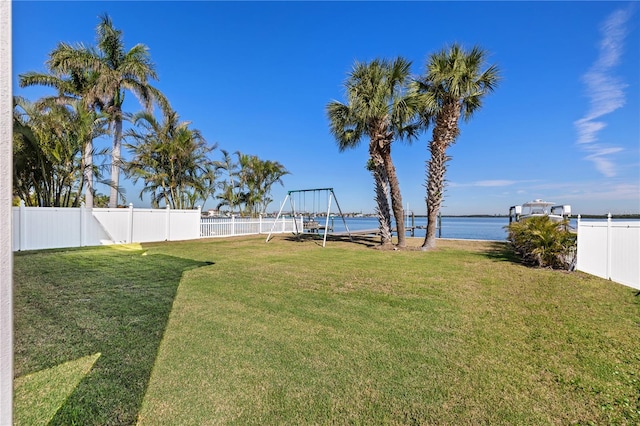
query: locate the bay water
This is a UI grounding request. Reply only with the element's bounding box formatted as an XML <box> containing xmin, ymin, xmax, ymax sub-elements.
<box><xmin>323</xmin><ymin>216</ymin><xmax>578</xmax><ymax>241</ymax></box>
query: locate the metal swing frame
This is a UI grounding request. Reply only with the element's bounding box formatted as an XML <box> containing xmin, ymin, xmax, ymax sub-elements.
<box><xmin>265</xmin><ymin>188</ymin><xmax>352</xmax><ymax>247</ymax></box>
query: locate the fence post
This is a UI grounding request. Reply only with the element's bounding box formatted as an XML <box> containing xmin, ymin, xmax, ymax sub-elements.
<box><xmin>576</xmin><ymin>215</ymin><xmax>581</xmax><ymax>270</ymax></box>
<box><xmin>606</xmin><ymin>212</ymin><xmax>612</xmax><ymax>280</ymax></box>
<box><xmin>19</xmin><ymin>200</ymin><xmax>26</xmax><ymax>251</ymax></box>
<box><xmin>197</xmin><ymin>206</ymin><xmax>202</xmax><ymax>238</ymax></box>
<box><xmin>259</xmin><ymin>214</ymin><xmax>263</xmax><ymax>234</ymax></box>
<box><xmin>80</xmin><ymin>202</ymin><xmax>86</xmax><ymax>247</ymax></box>
<box><xmin>127</xmin><ymin>203</ymin><xmax>134</xmax><ymax>244</ymax></box>
<box><xmin>232</xmin><ymin>215</ymin><xmax>236</xmax><ymax>237</ymax></box>
<box><xmin>165</xmin><ymin>205</ymin><xmax>171</xmax><ymax>241</ymax></box>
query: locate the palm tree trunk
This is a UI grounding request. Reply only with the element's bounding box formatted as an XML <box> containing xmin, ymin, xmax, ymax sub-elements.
<box><xmin>84</xmin><ymin>139</ymin><xmax>94</xmax><ymax>208</ymax></box>
<box><xmin>369</xmin><ymin>149</ymin><xmax>393</xmax><ymax>247</ymax></box>
<box><xmin>422</xmin><ymin>142</ymin><xmax>447</xmax><ymax>250</ymax></box>
<box><xmin>422</xmin><ymin>103</ymin><xmax>460</xmax><ymax>250</ymax></box>
<box><xmin>381</xmin><ymin>145</ymin><xmax>406</xmax><ymax>248</ymax></box>
<box><xmin>372</xmin><ymin>165</ymin><xmax>393</xmax><ymax>246</ymax></box>
<box><xmin>109</xmin><ymin>117</ymin><xmax>123</xmax><ymax>208</ymax></box>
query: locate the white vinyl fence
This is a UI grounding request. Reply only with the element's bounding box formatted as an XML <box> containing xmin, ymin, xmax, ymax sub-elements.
<box><xmin>576</xmin><ymin>215</ymin><xmax>640</xmax><ymax>290</ymax></box>
<box><xmin>12</xmin><ymin>203</ymin><xmax>303</xmax><ymax>251</ymax></box>
<box><xmin>12</xmin><ymin>202</ymin><xmax>201</xmax><ymax>251</ymax></box>
<box><xmin>200</xmin><ymin>215</ymin><xmax>303</xmax><ymax>238</ymax></box>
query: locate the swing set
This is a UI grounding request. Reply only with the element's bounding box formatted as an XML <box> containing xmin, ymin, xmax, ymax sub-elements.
<box><xmin>265</xmin><ymin>188</ymin><xmax>352</xmax><ymax>247</ymax></box>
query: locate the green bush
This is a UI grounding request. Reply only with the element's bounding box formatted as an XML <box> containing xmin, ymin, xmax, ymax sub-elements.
<box><xmin>507</xmin><ymin>216</ymin><xmax>576</xmax><ymax>269</ymax></box>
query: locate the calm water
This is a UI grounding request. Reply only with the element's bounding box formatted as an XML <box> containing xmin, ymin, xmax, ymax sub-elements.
<box><xmin>321</xmin><ymin>216</ymin><xmax>577</xmax><ymax>241</ymax></box>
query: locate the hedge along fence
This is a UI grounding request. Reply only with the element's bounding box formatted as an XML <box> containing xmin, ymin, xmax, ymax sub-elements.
<box><xmin>12</xmin><ymin>202</ymin><xmax>201</xmax><ymax>251</ymax></box>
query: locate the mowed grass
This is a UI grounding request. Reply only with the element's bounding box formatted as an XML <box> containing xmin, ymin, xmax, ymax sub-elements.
<box><xmin>13</xmin><ymin>244</ymin><xmax>211</xmax><ymax>425</ymax></box>
<box><xmin>14</xmin><ymin>236</ymin><xmax>640</xmax><ymax>424</ymax></box>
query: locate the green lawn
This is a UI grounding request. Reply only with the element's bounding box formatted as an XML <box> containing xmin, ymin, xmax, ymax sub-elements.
<box><xmin>13</xmin><ymin>236</ymin><xmax>640</xmax><ymax>425</ymax></box>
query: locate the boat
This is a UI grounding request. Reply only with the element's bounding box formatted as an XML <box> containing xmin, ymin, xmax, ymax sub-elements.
<box><xmin>509</xmin><ymin>199</ymin><xmax>571</xmax><ymax>224</ymax></box>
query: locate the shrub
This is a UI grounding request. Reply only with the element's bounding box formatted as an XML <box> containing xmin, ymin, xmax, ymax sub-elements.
<box><xmin>507</xmin><ymin>216</ymin><xmax>576</xmax><ymax>269</ymax></box>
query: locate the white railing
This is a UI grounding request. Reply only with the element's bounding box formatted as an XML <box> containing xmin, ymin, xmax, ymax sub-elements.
<box><xmin>200</xmin><ymin>215</ymin><xmax>303</xmax><ymax>238</ymax></box>
<box><xmin>576</xmin><ymin>215</ymin><xmax>640</xmax><ymax>290</ymax></box>
<box><xmin>12</xmin><ymin>202</ymin><xmax>201</xmax><ymax>251</ymax></box>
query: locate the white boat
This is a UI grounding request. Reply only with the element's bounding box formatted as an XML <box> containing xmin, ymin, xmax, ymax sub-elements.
<box><xmin>509</xmin><ymin>199</ymin><xmax>571</xmax><ymax>224</ymax></box>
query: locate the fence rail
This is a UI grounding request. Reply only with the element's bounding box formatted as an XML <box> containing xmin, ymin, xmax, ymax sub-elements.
<box><xmin>576</xmin><ymin>216</ymin><xmax>639</xmax><ymax>290</ymax></box>
<box><xmin>200</xmin><ymin>216</ymin><xmax>302</xmax><ymax>238</ymax></box>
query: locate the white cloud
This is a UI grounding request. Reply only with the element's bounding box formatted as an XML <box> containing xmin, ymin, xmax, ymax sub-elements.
<box><xmin>584</xmin><ymin>146</ymin><xmax>624</xmax><ymax>177</ymax></box>
<box><xmin>574</xmin><ymin>5</ymin><xmax>633</xmax><ymax>175</ymax></box>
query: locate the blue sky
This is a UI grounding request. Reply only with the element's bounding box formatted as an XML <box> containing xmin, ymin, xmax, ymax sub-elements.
<box><xmin>12</xmin><ymin>1</ymin><xmax>640</xmax><ymax>215</ymax></box>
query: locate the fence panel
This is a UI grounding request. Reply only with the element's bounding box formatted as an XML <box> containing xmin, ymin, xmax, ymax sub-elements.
<box><xmin>81</xmin><ymin>208</ymin><xmax>114</xmax><ymax>246</ymax></box>
<box><xmin>131</xmin><ymin>208</ymin><xmax>168</xmax><ymax>243</ymax></box>
<box><xmin>15</xmin><ymin>206</ymin><xmax>82</xmax><ymax>251</ymax></box>
<box><xmin>576</xmin><ymin>221</ymin><xmax>609</xmax><ymax>279</ymax></box>
<box><xmin>12</xmin><ymin>204</ymin><xmax>202</xmax><ymax>251</ymax></box>
<box><xmin>200</xmin><ymin>216</ymin><xmax>301</xmax><ymax>238</ymax></box>
<box><xmin>91</xmin><ymin>208</ymin><xmax>131</xmax><ymax>243</ymax></box>
<box><xmin>169</xmin><ymin>209</ymin><xmax>201</xmax><ymax>241</ymax></box>
<box><xmin>609</xmin><ymin>223</ymin><xmax>640</xmax><ymax>289</ymax></box>
<box><xmin>577</xmin><ymin>218</ymin><xmax>640</xmax><ymax>290</ymax></box>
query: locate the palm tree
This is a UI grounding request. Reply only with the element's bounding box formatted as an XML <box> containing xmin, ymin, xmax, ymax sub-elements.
<box><xmin>48</xmin><ymin>14</ymin><xmax>169</xmax><ymax>207</ymax></box>
<box><xmin>13</xmin><ymin>97</ymin><xmax>51</xmax><ymax>206</ymax></box>
<box><xmin>244</xmin><ymin>157</ymin><xmax>289</xmax><ymax>216</ymax></box>
<box><xmin>235</xmin><ymin>152</ymin><xmax>253</xmax><ymax>214</ymax></box>
<box><xmin>13</xmin><ymin>97</ymin><xmax>106</xmax><ymax>207</ymax></box>
<box><xmin>364</xmin><ymin>157</ymin><xmax>393</xmax><ymax>244</ymax></box>
<box><xmin>63</xmin><ymin>99</ymin><xmax>109</xmax><ymax>206</ymax></box>
<box><xmin>125</xmin><ymin>110</ymin><xmax>216</xmax><ymax>209</ymax></box>
<box><xmin>213</xmin><ymin>149</ymin><xmax>240</xmax><ymax>213</ymax></box>
<box><xmin>415</xmin><ymin>44</ymin><xmax>500</xmax><ymax>250</ymax></box>
<box><xmin>19</xmin><ymin>64</ymin><xmax>104</xmax><ymax>207</ymax></box>
<box><xmin>327</xmin><ymin>57</ymin><xmax>421</xmax><ymax>248</ymax></box>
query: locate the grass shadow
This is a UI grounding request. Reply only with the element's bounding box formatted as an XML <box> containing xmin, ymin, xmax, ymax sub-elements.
<box><xmin>326</xmin><ymin>234</ymin><xmax>381</xmax><ymax>248</ymax></box>
<box><xmin>481</xmin><ymin>241</ymin><xmax>522</xmax><ymax>264</ymax></box>
<box><xmin>281</xmin><ymin>232</ymin><xmax>381</xmax><ymax>248</ymax></box>
<box><xmin>13</xmin><ymin>247</ymin><xmax>213</xmax><ymax>425</ymax></box>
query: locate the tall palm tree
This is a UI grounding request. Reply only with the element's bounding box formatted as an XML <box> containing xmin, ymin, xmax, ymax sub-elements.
<box><xmin>365</xmin><ymin>157</ymin><xmax>393</xmax><ymax>244</ymax></box>
<box><xmin>125</xmin><ymin>110</ymin><xmax>215</xmax><ymax>209</ymax></box>
<box><xmin>415</xmin><ymin>44</ymin><xmax>500</xmax><ymax>250</ymax></box>
<box><xmin>48</xmin><ymin>14</ymin><xmax>169</xmax><ymax>207</ymax></box>
<box><xmin>63</xmin><ymin>99</ymin><xmax>109</xmax><ymax>206</ymax></box>
<box><xmin>327</xmin><ymin>57</ymin><xmax>421</xmax><ymax>248</ymax></box>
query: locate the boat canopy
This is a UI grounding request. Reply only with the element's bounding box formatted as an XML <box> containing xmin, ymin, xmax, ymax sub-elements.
<box><xmin>509</xmin><ymin>199</ymin><xmax>571</xmax><ymax>223</ymax></box>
